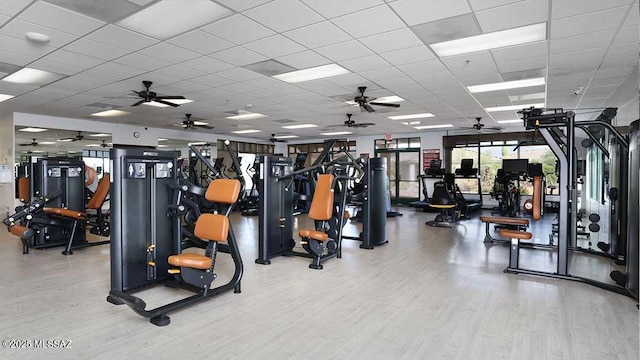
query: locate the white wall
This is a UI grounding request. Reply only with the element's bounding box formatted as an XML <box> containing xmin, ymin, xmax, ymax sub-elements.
<box><xmin>606</xmin><ymin>66</ymin><xmax>639</xmax><ymax>125</ymax></box>
<box><xmin>0</xmin><ymin>113</ymin><xmax>14</xmax><ymax>217</ymax></box>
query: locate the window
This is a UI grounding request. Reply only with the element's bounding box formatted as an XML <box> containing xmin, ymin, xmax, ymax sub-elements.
<box><xmin>288</xmin><ymin>140</ymin><xmax>356</xmax><ymax>167</ymax></box>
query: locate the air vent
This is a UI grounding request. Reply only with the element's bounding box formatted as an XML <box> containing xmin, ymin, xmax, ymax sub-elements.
<box><xmin>242</xmin><ymin>59</ymin><xmax>296</xmax><ymax>76</ymax></box>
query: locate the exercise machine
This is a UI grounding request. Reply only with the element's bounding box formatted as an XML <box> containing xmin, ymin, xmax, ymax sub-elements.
<box><xmin>453</xmin><ymin>158</ymin><xmax>483</xmax><ymax>215</ymax></box>
<box><xmin>412</xmin><ymin>159</ymin><xmax>445</xmax><ymax>211</ymax></box>
<box><xmin>107</xmin><ymin>148</ymin><xmax>243</xmax><ymax>325</ymax></box>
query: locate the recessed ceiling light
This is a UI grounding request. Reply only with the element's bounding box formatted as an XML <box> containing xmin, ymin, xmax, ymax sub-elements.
<box><xmin>192</xmin><ymin>121</ymin><xmax>210</xmax><ymax>126</ymax></box>
<box><xmin>118</xmin><ymin>0</ymin><xmax>232</xmax><ymax>40</ymax></box>
<box><xmin>90</xmin><ymin>133</ymin><xmax>111</xmax><ymax>137</ymax></box>
<box><xmin>188</xmin><ymin>142</ymin><xmax>207</xmax><ymax>146</ymax></box>
<box><xmin>86</xmin><ymin>144</ymin><xmax>101</xmax><ymax>147</ymax></box>
<box><xmin>372</xmin><ymin>95</ymin><xmax>405</xmax><ymax>103</ymax></box>
<box><xmin>57</xmin><ymin>138</ymin><xmax>74</xmax><ymax>142</ymax></box>
<box><xmin>388</xmin><ymin>113</ymin><xmax>434</xmax><ymax>120</ymax></box>
<box><xmin>142</xmin><ymin>99</ymin><xmax>194</xmax><ymax>108</ymax></box>
<box><xmin>485</xmin><ymin>103</ymin><xmax>545</xmax><ymax>112</ymax></box>
<box><xmin>401</xmin><ymin>121</ymin><xmax>421</xmax><ymax>126</ymax></box>
<box><xmin>273</xmin><ymin>135</ymin><xmax>299</xmax><ymax>139</ymax></box>
<box><xmin>19</xmin><ymin>127</ymin><xmax>47</xmax><ymax>133</ymax></box>
<box><xmin>467</xmin><ymin>78</ymin><xmax>545</xmax><ymax>93</ymax></box>
<box><xmin>39</xmin><ymin>141</ymin><xmax>56</xmax><ymax>145</ymax></box>
<box><xmin>0</xmin><ymin>94</ymin><xmax>14</xmax><ymax>103</ymax></box>
<box><xmin>25</xmin><ymin>32</ymin><xmax>50</xmax><ymax>44</ymax></box>
<box><xmin>321</xmin><ymin>131</ymin><xmax>352</xmax><ymax>136</ymax></box>
<box><xmin>158</xmin><ymin>138</ymin><xmax>168</xmax><ymax>141</ymax></box>
<box><xmin>91</xmin><ymin>109</ymin><xmax>130</xmax><ymax>117</ymax></box>
<box><xmin>430</xmin><ymin>23</ymin><xmax>546</xmax><ymax>57</ymax></box>
<box><xmin>157</xmin><ymin>144</ymin><xmax>168</xmax><ymax>148</ymax></box>
<box><xmin>508</xmin><ymin>93</ymin><xmax>546</xmax><ymax>102</ymax></box>
<box><xmin>414</xmin><ymin>124</ymin><xmax>454</xmax><ymax>130</ymax></box>
<box><xmin>282</xmin><ymin>124</ymin><xmax>318</xmax><ymax>129</ymax></box>
<box><xmin>273</xmin><ymin>64</ymin><xmax>350</xmax><ymax>83</ymax></box>
<box><xmin>232</xmin><ymin>129</ymin><xmax>261</xmax><ymax>134</ymax></box>
<box><xmin>497</xmin><ymin>120</ymin><xmax>523</xmax><ymax>124</ymax></box>
<box><xmin>2</xmin><ymin>68</ymin><xmax>66</xmax><ymax>86</ymax></box>
<box><xmin>226</xmin><ymin>112</ymin><xmax>268</xmax><ymax>120</ymax></box>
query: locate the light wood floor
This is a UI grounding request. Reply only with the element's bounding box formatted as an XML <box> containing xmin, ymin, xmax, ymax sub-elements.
<box><xmin>0</xmin><ymin>209</ymin><xmax>637</xmax><ymax>360</ymax></box>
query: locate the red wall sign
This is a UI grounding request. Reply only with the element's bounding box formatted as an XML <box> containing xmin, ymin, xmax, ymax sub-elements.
<box><xmin>422</xmin><ymin>149</ymin><xmax>440</xmax><ymax>169</ymax></box>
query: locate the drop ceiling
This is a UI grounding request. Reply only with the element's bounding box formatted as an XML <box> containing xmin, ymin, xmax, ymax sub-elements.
<box><xmin>0</xmin><ymin>0</ymin><xmax>638</xmax><ymax>141</ymax></box>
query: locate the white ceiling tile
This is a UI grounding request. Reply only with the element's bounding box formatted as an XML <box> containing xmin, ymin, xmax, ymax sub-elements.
<box><xmin>360</xmin><ymin>66</ymin><xmax>406</xmax><ymax>81</ymax></box>
<box><xmin>113</xmin><ymin>52</ymin><xmax>170</xmax><ymax>71</ymax></box>
<box><xmin>613</xmin><ymin>25</ymin><xmax>640</xmax><ymax>45</ymax></box>
<box><xmin>549</xmin><ymin>47</ymin><xmax>608</xmax><ymax>66</ymax></box>
<box><xmin>182</xmin><ymin>56</ymin><xmax>234</xmax><ymax>73</ymax></box>
<box><xmin>202</xmin><ymin>15</ymin><xmax>275</xmax><ymax>45</ymax></box>
<box><xmin>216</xmin><ymin>67</ymin><xmax>264</xmax><ymax>81</ymax></box>
<box><xmin>551</xmin><ymin>7</ymin><xmax>629</xmax><ymax>39</ymax></box>
<box><xmin>138</xmin><ymin>43</ymin><xmax>201</xmax><ymax>63</ymax></box>
<box><xmin>214</xmin><ymin>0</ymin><xmax>273</xmax><ymax>11</ymax></box>
<box><xmin>622</xmin><ymin>2</ymin><xmax>639</xmax><ymax>26</ymax></box>
<box><xmin>244</xmin><ymin>77</ymin><xmax>286</xmax><ymax>89</ymax></box>
<box><xmin>86</xmin><ymin>25</ymin><xmax>158</xmax><ymax>52</ymax></box>
<box><xmin>301</xmin><ymin>0</ymin><xmax>384</xmax><ymax>18</ymax></box>
<box><xmin>593</xmin><ymin>67</ymin><xmax>633</xmax><ymax>80</ymax></box>
<box><xmin>47</xmin><ymin>76</ymin><xmax>109</xmax><ymax>93</ymax></box>
<box><xmin>167</xmin><ymin>30</ymin><xmax>234</xmax><ymax>55</ymax></box>
<box><xmin>18</xmin><ymin>1</ymin><xmax>105</xmax><ymax>36</ymax></box>
<box><xmin>324</xmin><ymin>73</ymin><xmax>369</xmax><ymax>88</ymax></box>
<box><xmin>338</xmin><ymin>55</ymin><xmax>390</xmax><ymax>72</ymax></box>
<box><xmin>0</xmin><ymin>82</ymin><xmax>39</xmax><ymax>95</ymax></box>
<box><xmin>209</xmin><ymin>46</ymin><xmax>269</xmax><ymax>66</ymax></box>
<box><xmin>154</xmin><ymin>65</ymin><xmax>206</xmax><ymax>80</ymax></box>
<box><xmin>390</xmin><ymin>0</ymin><xmax>471</xmax><ymax>26</ymax></box>
<box><xmin>600</xmin><ymin>55</ymin><xmax>638</xmax><ymax>70</ymax></box>
<box><xmin>198</xmin><ymin>86</ymin><xmax>234</xmax><ymax>98</ymax></box>
<box><xmin>549</xmin><ymin>30</ymin><xmax>616</xmax><ymax>54</ymax></box>
<box><xmin>0</xmin><ymin>14</ymin><xmax>9</xmax><ymax>27</ymax></box>
<box><xmin>31</xmin><ymin>49</ymin><xmax>104</xmax><ymax>75</ymax></box>
<box><xmin>244</xmin><ymin>35</ymin><xmax>306</xmax><ymax>58</ymax></box>
<box><xmin>495</xmin><ymin>55</ymin><xmax>546</xmax><ymax>73</ymax></box>
<box><xmin>413</xmin><ymin>71</ymin><xmax>458</xmax><ymax>86</ymax></box>
<box><xmin>244</xmin><ymin>0</ymin><xmax>324</xmax><ymax>33</ymax></box>
<box><xmin>450</xmin><ymin>63</ymin><xmax>499</xmax><ymax>79</ymax></box>
<box><xmin>64</xmin><ymin>38</ymin><xmax>129</xmax><ymax>61</ymax></box>
<box><xmin>315</xmin><ymin>40</ymin><xmax>375</xmax><ymax>62</ymax></box>
<box><xmin>551</xmin><ymin>0</ymin><xmax>634</xmax><ymax>19</ymax></box>
<box><xmin>276</xmin><ymin>50</ymin><xmax>330</xmax><ymax>70</ymax></box>
<box><xmin>468</xmin><ymin>0</ymin><xmax>524</xmax><ymax>11</ymax></box>
<box><xmin>379</xmin><ymin>46</ymin><xmax>436</xmax><ymax>66</ymax></box>
<box><xmin>548</xmin><ymin>60</ymin><xmax>600</xmax><ymax>76</ymax></box>
<box><xmin>397</xmin><ymin>59</ymin><xmax>447</xmax><ymax>76</ymax></box>
<box><xmin>222</xmin><ymin>82</ymin><xmax>260</xmax><ymax>94</ymax></box>
<box><xmin>1</xmin><ymin>19</ymin><xmax>81</xmax><ymax>48</ymax></box>
<box><xmin>459</xmin><ymin>72</ymin><xmax>504</xmax><ymax>85</ymax></box>
<box><xmin>0</xmin><ymin>34</ymin><xmax>56</xmax><ymax>58</ymax></box>
<box><xmin>476</xmin><ymin>0</ymin><xmax>548</xmax><ymax>33</ymax></box>
<box><xmin>359</xmin><ymin>28</ymin><xmax>423</xmax><ymax>53</ymax></box>
<box><xmin>332</xmin><ymin>5</ymin><xmax>405</xmax><ymax>38</ymax></box>
<box><xmin>604</xmin><ymin>43</ymin><xmax>639</xmax><ymax>60</ymax></box>
<box><xmin>284</xmin><ymin>21</ymin><xmax>352</xmax><ymax>49</ymax></box>
<box><xmin>0</xmin><ymin>49</ymin><xmax>36</xmax><ymax>66</ymax></box>
<box><xmin>440</xmin><ymin>51</ymin><xmax>495</xmax><ymax>69</ymax></box>
<box><xmin>374</xmin><ymin>76</ymin><xmax>418</xmax><ymax>89</ymax></box>
<box><xmin>0</xmin><ymin>0</ymin><xmax>33</xmax><ymax>16</ymax></box>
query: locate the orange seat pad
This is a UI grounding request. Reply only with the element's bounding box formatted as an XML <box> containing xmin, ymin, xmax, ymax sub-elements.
<box><xmin>479</xmin><ymin>216</ymin><xmax>529</xmax><ymax>226</ymax></box>
<box><xmin>168</xmin><ymin>253</ymin><xmax>212</xmax><ymax>270</ymax></box>
<box><xmin>299</xmin><ymin>229</ymin><xmax>329</xmax><ymax>242</ymax></box>
<box><xmin>43</xmin><ymin>207</ymin><xmax>86</xmax><ymax>220</ymax></box>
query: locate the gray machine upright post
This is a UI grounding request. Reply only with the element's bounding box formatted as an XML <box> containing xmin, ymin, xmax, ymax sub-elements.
<box><xmin>361</xmin><ymin>157</ymin><xmax>387</xmax><ymax>249</ymax></box>
<box><xmin>627</xmin><ymin>119</ymin><xmax>639</xmax><ymax>299</ymax></box>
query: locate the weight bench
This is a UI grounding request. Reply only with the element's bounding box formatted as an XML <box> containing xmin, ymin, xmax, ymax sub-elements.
<box><xmin>500</xmin><ymin>229</ymin><xmax>532</xmax><ymax>271</ymax></box>
<box><xmin>479</xmin><ymin>216</ymin><xmax>529</xmax><ymax>243</ymax></box>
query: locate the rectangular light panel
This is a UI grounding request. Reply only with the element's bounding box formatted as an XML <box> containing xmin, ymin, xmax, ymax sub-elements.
<box><xmin>2</xmin><ymin>68</ymin><xmax>66</xmax><ymax>86</ymax></box>
<box><xmin>118</xmin><ymin>0</ymin><xmax>232</xmax><ymax>40</ymax></box>
<box><xmin>226</xmin><ymin>112</ymin><xmax>268</xmax><ymax>120</ymax></box>
<box><xmin>430</xmin><ymin>23</ymin><xmax>547</xmax><ymax>57</ymax></box>
<box><xmin>414</xmin><ymin>124</ymin><xmax>454</xmax><ymax>130</ymax></box>
<box><xmin>282</xmin><ymin>124</ymin><xmax>318</xmax><ymax>129</ymax></box>
<box><xmin>273</xmin><ymin>135</ymin><xmax>298</xmax><ymax>139</ymax></box>
<box><xmin>497</xmin><ymin>120</ymin><xmax>523</xmax><ymax>124</ymax></box>
<box><xmin>485</xmin><ymin>103</ymin><xmax>544</xmax><ymax>112</ymax></box>
<box><xmin>388</xmin><ymin>113</ymin><xmax>434</xmax><ymax>120</ymax></box>
<box><xmin>467</xmin><ymin>78</ymin><xmax>545</xmax><ymax>93</ymax></box>
<box><xmin>0</xmin><ymin>94</ymin><xmax>14</xmax><ymax>102</ymax></box>
<box><xmin>90</xmin><ymin>133</ymin><xmax>111</xmax><ymax>137</ymax></box>
<box><xmin>91</xmin><ymin>109</ymin><xmax>130</xmax><ymax>117</ymax></box>
<box><xmin>509</xmin><ymin>93</ymin><xmax>546</xmax><ymax>102</ymax></box>
<box><xmin>19</xmin><ymin>127</ymin><xmax>48</xmax><ymax>132</ymax></box>
<box><xmin>232</xmin><ymin>129</ymin><xmax>261</xmax><ymax>134</ymax></box>
<box><xmin>321</xmin><ymin>131</ymin><xmax>352</xmax><ymax>136</ymax></box>
<box><xmin>142</xmin><ymin>99</ymin><xmax>194</xmax><ymax>108</ymax></box>
<box><xmin>273</xmin><ymin>64</ymin><xmax>350</xmax><ymax>83</ymax></box>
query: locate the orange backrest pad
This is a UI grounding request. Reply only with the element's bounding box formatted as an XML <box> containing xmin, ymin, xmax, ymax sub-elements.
<box><xmin>309</xmin><ymin>174</ymin><xmax>334</xmax><ymax>221</ymax></box>
<box><xmin>87</xmin><ymin>173</ymin><xmax>111</xmax><ymax>210</ymax></box>
<box><xmin>205</xmin><ymin>179</ymin><xmax>241</xmax><ymax>204</ymax></box>
<box><xmin>194</xmin><ymin>213</ymin><xmax>229</xmax><ymax>243</ymax></box>
<box><xmin>532</xmin><ymin>176</ymin><xmax>541</xmax><ymax>221</ymax></box>
<box><xmin>18</xmin><ymin>177</ymin><xmax>29</xmax><ymax>202</ymax></box>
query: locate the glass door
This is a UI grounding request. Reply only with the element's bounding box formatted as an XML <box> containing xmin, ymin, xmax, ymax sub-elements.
<box><xmin>375</xmin><ymin>150</ymin><xmax>420</xmax><ymax>205</ymax></box>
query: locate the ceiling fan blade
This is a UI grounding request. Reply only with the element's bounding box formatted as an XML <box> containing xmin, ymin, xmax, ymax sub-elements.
<box><xmin>369</xmin><ymin>102</ymin><xmax>400</xmax><ymax>108</ymax></box>
<box><xmin>131</xmin><ymin>99</ymin><xmax>146</xmax><ymax>107</ymax></box>
<box><xmin>364</xmin><ymin>104</ymin><xmax>376</xmax><ymax>113</ymax></box>
<box><xmin>154</xmin><ymin>99</ymin><xmax>180</xmax><ymax>107</ymax></box>
<box><xmin>196</xmin><ymin>125</ymin><xmax>214</xmax><ymax>130</ymax></box>
<box><xmin>352</xmin><ymin>124</ymin><xmax>369</xmax><ymax>128</ymax></box>
<box><xmin>360</xmin><ymin>122</ymin><xmax>376</xmax><ymax>126</ymax></box>
<box><xmin>155</xmin><ymin>95</ymin><xmax>185</xmax><ymax>100</ymax></box>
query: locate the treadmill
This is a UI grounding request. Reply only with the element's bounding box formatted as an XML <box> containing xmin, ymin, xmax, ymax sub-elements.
<box><xmin>454</xmin><ymin>159</ymin><xmax>483</xmax><ymax>214</ymax></box>
<box><xmin>412</xmin><ymin>159</ymin><xmax>445</xmax><ymax>211</ymax></box>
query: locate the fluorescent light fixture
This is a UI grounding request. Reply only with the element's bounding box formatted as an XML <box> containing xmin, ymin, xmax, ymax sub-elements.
<box><xmin>273</xmin><ymin>64</ymin><xmax>350</xmax><ymax>83</ymax></box>
<box><xmin>282</xmin><ymin>124</ymin><xmax>318</xmax><ymax>129</ymax></box>
<box><xmin>188</xmin><ymin>142</ymin><xmax>207</xmax><ymax>146</ymax></box>
<box><xmin>430</xmin><ymin>23</ymin><xmax>546</xmax><ymax>57</ymax></box>
<box><xmin>18</xmin><ymin>127</ymin><xmax>47</xmax><ymax>133</ymax></box>
<box><xmin>157</xmin><ymin>144</ymin><xmax>168</xmax><ymax>148</ymax></box>
<box><xmin>57</xmin><ymin>138</ymin><xmax>73</xmax><ymax>142</ymax></box>
<box><xmin>467</xmin><ymin>78</ymin><xmax>545</xmax><ymax>93</ymax></box>
<box><xmin>91</xmin><ymin>109</ymin><xmax>130</xmax><ymax>117</ymax></box>
<box><xmin>414</xmin><ymin>124</ymin><xmax>454</xmax><ymax>130</ymax></box>
<box><xmin>372</xmin><ymin>95</ymin><xmax>404</xmax><ymax>103</ymax></box>
<box><xmin>193</xmin><ymin>121</ymin><xmax>210</xmax><ymax>126</ymax></box>
<box><xmin>401</xmin><ymin>121</ymin><xmax>421</xmax><ymax>126</ymax></box>
<box><xmin>118</xmin><ymin>0</ymin><xmax>232</xmax><ymax>40</ymax></box>
<box><xmin>273</xmin><ymin>135</ymin><xmax>299</xmax><ymax>139</ymax></box>
<box><xmin>321</xmin><ymin>131</ymin><xmax>352</xmax><ymax>136</ymax></box>
<box><xmin>485</xmin><ymin>103</ymin><xmax>544</xmax><ymax>112</ymax></box>
<box><xmin>2</xmin><ymin>68</ymin><xmax>66</xmax><ymax>85</ymax></box>
<box><xmin>158</xmin><ymin>138</ymin><xmax>168</xmax><ymax>141</ymax></box>
<box><xmin>232</xmin><ymin>129</ymin><xmax>261</xmax><ymax>134</ymax></box>
<box><xmin>86</xmin><ymin>144</ymin><xmax>101</xmax><ymax>147</ymax></box>
<box><xmin>90</xmin><ymin>133</ymin><xmax>111</xmax><ymax>137</ymax></box>
<box><xmin>39</xmin><ymin>141</ymin><xmax>56</xmax><ymax>145</ymax></box>
<box><xmin>142</xmin><ymin>99</ymin><xmax>194</xmax><ymax>108</ymax></box>
<box><xmin>388</xmin><ymin>113</ymin><xmax>434</xmax><ymax>120</ymax></box>
<box><xmin>497</xmin><ymin>120</ymin><xmax>523</xmax><ymax>124</ymax></box>
<box><xmin>0</xmin><ymin>94</ymin><xmax>14</xmax><ymax>102</ymax></box>
<box><xmin>226</xmin><ymin>112</ymin><xmax>268</xmax><ymax>121</ymax></box>
<box><xmin>509</xmin><ymin>93</ymin><xmax>546</xmax><ymax>102</ymax></box>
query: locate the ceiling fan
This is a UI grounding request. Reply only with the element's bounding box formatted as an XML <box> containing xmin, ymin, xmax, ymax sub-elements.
<box><xmin>130</xmin><ymin>80</ymin><xmax>186</xmax><ymax>107</ymax></box>
<box><xmin>330</xmin><ymin>113</ymin><xmax>375</xmax><ymax>129</ymax></box>
<box><xmin>269</xmin><ymin>134</ymin><xmax>289</xmax><ymax>143</ymax></box>
<box><xmin>173</xmin><ymin>114</ymin><xmax>213</xmax><ymax>130</ymax></box>
<box><xmin>60</xmin><ymin>131</ymin><xmax>85</xmax><ymax>142</ymax></box>
<box><xmin>100</xmin><ymin>140</ymin><xmax>109</xmax><ymax>148</ymax></box>
<box><xmin>353</xmin><ymin>86</ymin><xmax>401</xmax><ymax>113</ymax></box>
<box><xmin>456</xmin><ymin>117</ymin><xmax>502</xmax><ymax>133</ymax></box>
<box><xmin>19</xmin><ymin>138</ymin><xmax>40</xmax><ymax>147</ymax></box>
